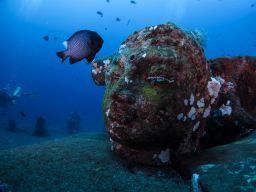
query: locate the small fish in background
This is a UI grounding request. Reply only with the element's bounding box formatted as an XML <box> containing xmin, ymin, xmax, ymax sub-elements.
<box><xmin>253</xmin><ymin>44</ymin><xmax>256</xmax><ymax>47</ymax></box>
<box><xmin>106</xmin><ymin>0</ymin><xmax>110</xmax><ymax>2</ymax></box>
<box><xmin>104</xmin><ymin>27</ymin><xmax>108</xmax><ymax>31</ymax></box>
<box><xmin>251</xmin><ymin>4</ymin><xmax>255</xmax><ymax>7</ymax></box>
<box><xmin>116</xmin><ymin>17</ymin><xmax>121</xmax><ymax>22</ymax></box>
<box><xmin>43</xmin><ymin>35</ymin><xmax>49</xmax><ymax>41</ymax></box>
<box><xmin>97</xmin><ymin>11</ymin><xmax>103</xmax><ymax>17</ymax></box>
<box><xmin>130</xmin><ymin>0</ymin><xmax>136</xmax><ymax>4</ymax></box>
<box><xmin>56</xmin><ymin>30</ymin><xmax>104</xmax><ymax>64</ymax></box>
<box><xmin>54</xmin><ymin>36</ymin><xmax>58</xmax><ymax>40</ymax></box>
<box><xmin>19</xmin><ymin>110</ymin><xmax>26</xmax><ymax>117</ymax></box>
<box><xmin>127</xmin><ymin>19</ymin><xmax>131</xmax><ymax>25</ymax></box>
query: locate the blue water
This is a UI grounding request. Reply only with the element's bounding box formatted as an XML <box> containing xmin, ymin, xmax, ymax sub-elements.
<box><xmin>0</xmin><ymin>0</ymin><xmax>255</xmax><ymax>134</ymax></box>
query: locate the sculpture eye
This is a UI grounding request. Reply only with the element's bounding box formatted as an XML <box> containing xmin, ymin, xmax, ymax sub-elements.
<box><xmin>147</xmin><ymin>76</ymin><xmax>174</xmax><ymax>84</ymax></box>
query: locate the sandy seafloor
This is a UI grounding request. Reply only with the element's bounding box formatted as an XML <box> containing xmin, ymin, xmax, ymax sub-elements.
<box><xmin>0</xmin><ymin>127</ymin><xmax>191</xmax><ymax>192</ymax></box>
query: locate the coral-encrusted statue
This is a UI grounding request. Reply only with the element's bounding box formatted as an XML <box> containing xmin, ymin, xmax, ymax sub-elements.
<box><xmin>91</xmin><ymin>24</ymin><xmax>256</xmax><ymax>166</ymax></box>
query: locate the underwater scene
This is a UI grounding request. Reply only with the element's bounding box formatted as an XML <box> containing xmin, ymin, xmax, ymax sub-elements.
<box><xmin>0</xmin><ymin>0</ymin><xmax>256</xmax><ymax>191</ymax></box>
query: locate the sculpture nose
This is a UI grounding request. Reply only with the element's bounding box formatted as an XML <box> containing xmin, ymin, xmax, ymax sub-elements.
<box><xmin>111</xmin><ymin>92</ymin><xmax>135</xmax><ymax>104</ymax></box>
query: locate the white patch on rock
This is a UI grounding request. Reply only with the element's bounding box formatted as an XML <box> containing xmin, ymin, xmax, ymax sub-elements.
<box><xmin>197</xmin><ymin>98</ymin><xmax>205</xmax><ymax>108</ymax></box>
<box><xmin>92</xmin><ymin>69</ymin><xmax>97</xmax><ymax>75</ymax></box>
<box><xmin>103</xmin><ymin>59</ymin><xmax>111</xmax><ymax>65</ymax></box>
<box><xmin>188</xmin><ymin>107</ymin><xmax>197</xmax><ymax>120</ymax></box>
<box><xmin>226</xmin><ymin>100</ymin><xmax>231</xmax><ymax>106</ymax></box>
<box><xmin>193</xmin><ymin>121</ymin><xmax>200</xmax><ymax>132</ymax></box>
<box><xmin>207</xmin><ymin>77</ymin><xmax>221</xmax><ymax>98</ymax></box>
<box><xmin>105</xmin><ymin>108</ymin><xmax>110</xmax><ymax>117</ymax></box>
<box><xmin>153</xmin><ymin>25</ymin><xmax>158</xmax><ymax>30</ymax></box>
<box><xmin>191</xmin><ymin>173</ymin><xmax>200</xmax><ymax>192</ymax></box>
<box><xmin>183</xmin><ymin>116</ymin><xmax>187</xmax><ymax>122</ymax></box>
<box><xmin>219</xmin><ymin>105</ymin><xmax>232</xmax><ymax>116</ymax></box>
<box><xmin>142</xmin><ymin>53</ymin><xmax>147</xmax><ymax>58</ymax></box>
<box><xmin>203</xmin><ymin>106</ymin><xmax>211</xmax><ymax>118</ymax></box>
<box><xmin>215</xmin><ymin>76</ymin><xmax>225</xmax><ymax>85</ymax></box>
<box><xmin>190</xmin><ymin>94</ymin><xmax>195</xmax><ymax>105</ymax></box>
<box><xmin>184</xmin><ymin>99</ymin><xmax>188</xmax><ymax>106</ymax></box>
<box><xmin>118</xmin><ymin>44</ymin><xmax>126</xmax><ymax>53</ymax></box>
<box><xmin>210</xmin><ymin>98</ymin><xmax>215</xmax><ymax>104</ymax></box>
<box><xmin>177</xmin><ymin>113</ymin><xmax>184</xmax><ymax>121</ymax></box>
<box><xmin>125</xmin><ymin>76</ymin><xmax>129</xmax><ymax>84</ymax></box>
<box><xmin>158</xmin><ymin>148</ymin><xmax>170</xmax><ymax>163</ymax></box>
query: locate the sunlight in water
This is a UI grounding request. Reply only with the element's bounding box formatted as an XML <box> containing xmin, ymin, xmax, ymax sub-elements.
<box><xmin>18</xmin><ymin>0</ymin><xmax>42</xmax><ymax>18</ymax></box>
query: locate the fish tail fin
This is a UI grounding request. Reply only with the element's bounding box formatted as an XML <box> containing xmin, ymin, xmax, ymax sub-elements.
<box><xmin>56</xmin><ymin>51</ymin><xmax>68</xmax><ymax>64</ymax></box>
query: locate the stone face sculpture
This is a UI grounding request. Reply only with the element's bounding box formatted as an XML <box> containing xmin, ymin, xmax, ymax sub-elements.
<box><xmin>94</xmin><ymin>23</ymin><xmax>224</xmax><ymax>165</ymax></box>
<box><xmin>91</xmin><ymin>24</ymin><xmax>256</xmax><ymax>166</ymax></box>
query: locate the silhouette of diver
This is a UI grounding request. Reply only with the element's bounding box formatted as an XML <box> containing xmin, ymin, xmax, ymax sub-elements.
<box><xmin>0</xmin><ymin>86</ymin><xmax>37</xmax><ymax>107</ymax></box>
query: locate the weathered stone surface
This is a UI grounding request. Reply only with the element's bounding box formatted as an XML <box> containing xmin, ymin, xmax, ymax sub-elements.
<box><xmin>183</xmin><ymin>131</ymin><xmax>256</xmax><ymax>192</ymax></box>
<box><xmin>202</xmin><ymin>57</ymin><xmax>256</xmax><ymax>147</ymax></box>
<box><xmin>101</xmin><ymin>23</ymin><xmax>217</xmax><ymax>164</ymax></box>
<box><xmin>92</xmin><ymin>55</ymin><xmax>114</xmax><ymax>86</ymax></box>
<box><xmin>210</xmin><ymin>56</ymin><xmax>256</xmax><ymax>118</ymax></box>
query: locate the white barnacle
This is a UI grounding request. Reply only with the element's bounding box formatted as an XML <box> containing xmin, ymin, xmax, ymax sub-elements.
<box><xmin>207</xmin><ymin>77</ymin><xmax>221</xmax><ymax>98</ymax></box>
<box><xmin>118</xmin><ymin>44</ymin><xmax>126</xmax><ymax>53</ymax></box>
<box><xmin>226</xmin><ymin>100</ymin><xmax>231</xmax><ymax>106</ymax></box>
<box><xmin>184</xmin><ymin>99</ymin><xmax>188</xmax><ymax>106</ymax></box>
<box><xmin>92</xmin><ymin>69</ymin><xmax>98</xmax><ymax>75</ymax></box>
<box><xmin>142</xmin><ymin>53</ymin><xmax>147</xmax><ymax>58</ymax></box>
<box><xmin>190</xmin><ymin>94</ymin><xmax>195</xmax><ymax>105</ymax></box>
<box><xmin>197</xmin><ymin>98</ymin><xmax>205</xmax><ymax>108</ymax></box>
<box><xmin>158</xmin><ymin>148</ymin><xmax>170</xmax><ymax>163</ymax></box>
<box><xmin>203</xmin><ymin>106</ymin><xmax>211</xmax><ymax>118</ymax></box>
<box><xmin>125</xmin><ymin>76</ymin><xmax>129</xmax><ymax>84</ymax></box>
<box><xmin>177</xmin><ymin>113</ymin><xmax>184</xmax><ymax>121</ymax></box>
<box><xmin>188</xmin><ymin>107</ymin><xmax>197</xmax><ymax>120</ymax></box>
<box><xmin>105</xmin><ymin>108</ymin><xmax>110</xmax><ymax>117</ymax></box>
<box><xmin>193</xmin><ymin>121</ymin><xmax>200</xmax><ymax>132</ymax></box>
<box><xmin>103</xmin><ymin>59</ymin><xmax>111</xmax><ymax>65</ymax></box>
<box><xmin>183</xmin><ymin>116</ymin><xmax>187</xmax><ymax>122</ymax></box>
<box><xmin>149</xmin><ymin>26</ymin><xmax>154</xmax><ymax>31</ymax></box>
<box><xmin>93</xmin><ymin>62</ymin><xmax>98</xmax><ymax>68</ymax></box>
<box><xmin>153</xmin><ymin>25</ymin><xmax>158</xmax><ymax>30</ymax></box>
<box><xmin>219</xmin><ymin>105</ymin><xmax>232</xmax><ymax>116</ymax></box>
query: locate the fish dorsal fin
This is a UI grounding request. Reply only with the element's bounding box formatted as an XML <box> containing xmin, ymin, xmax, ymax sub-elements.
<box><xmin>62</xmin><ymin>41</ymin><xmax>68</xmax><ymax>49</ymax></box>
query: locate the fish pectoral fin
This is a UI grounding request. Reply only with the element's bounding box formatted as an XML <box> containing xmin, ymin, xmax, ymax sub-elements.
<box><xmin>86</xmin><ymin>53</ymin><xmax>96</xmax><ymax>63</ymax></box>
<box><xmin>69</xmin><ymin>57</ymin><xmax>82</xmax><ymax>64</ymax></box>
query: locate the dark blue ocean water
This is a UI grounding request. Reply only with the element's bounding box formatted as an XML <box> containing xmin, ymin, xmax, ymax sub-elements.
<box><xmin>0</xmin><ymin>0</ymin><xmax>255</xmax><ymax>134</ymax></box>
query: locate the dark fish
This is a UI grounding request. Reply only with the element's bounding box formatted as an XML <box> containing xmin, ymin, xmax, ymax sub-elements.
<box><xmin>54</xmin><ymin>36</ymin><xmax>58</xmax><ymax>40</ymax></box>
<box><xmin>130</xmin><ymin>0</ymin><xmax>136</xmax><ymax>4</ymax></box>
<box><xmin>251</xmin><ymin>4</ymin><xmax>255</xmax><ymax>7</ymax></box>
<box><xmin>43</xmin><ymin>35</ymin><xmax>49</xmax><ymax>41</ymax></box>
<box><xmin>106</xmin><ymin>0</ymin><xmax>110</xmax><ymax>2</ymax></box>
<box><xmin>56</xmin><ymin>30</ymin><xmax>104</xmax><ymax>64</ymax></box>
<box><xmin>127</xmin><ymin>19</ymin><xmax>131</xmax><ymax>25</ymax></box>
<box><xmin>97</xmin><ymin>11</ymin><xmax>103</xmax><ymax>17</ymax></box>
<box><xmin>116</xmin><ymin>17</ymin><xmax>121</xmax><ymax>22</ymax></box>
<box><xmin>253</xmin><ymin>44</ymin><xmax>256</xmax><ymax>47</ymax></box>
<box><xmin>20</xmin><ymin>110</ymin><xmax>26</xmax><ymax>117</ymax></box>
<box><xmin>104</xmin><ymin>27</ymin><xmax>108</xmax><ymax>31</ymax></box>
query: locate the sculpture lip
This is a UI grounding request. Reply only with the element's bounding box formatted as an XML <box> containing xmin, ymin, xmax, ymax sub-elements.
<box><xmin>109</xmin><ymin>102</ymin><xmax>137</xmax><ymax>125</ymax></box>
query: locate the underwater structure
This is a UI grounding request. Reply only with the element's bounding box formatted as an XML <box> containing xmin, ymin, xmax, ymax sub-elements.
<box><xmin>66</xmin><ymin>112</ymin><xmax>82</xmax><ymax>134</ymax></box>
<box><xmin>32</xmin><ymin>116</ymin><xmax>49</xmax><ymax>137</ymax></box>
<box><xmin>92</xmin><ymin>23</ymin><xmax>256</xmax><ymax>166</ymax></box>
